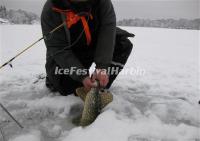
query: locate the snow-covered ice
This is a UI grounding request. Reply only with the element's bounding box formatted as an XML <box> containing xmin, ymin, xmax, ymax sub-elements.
<box><xmin>0</xmin><ymin>25</ymin><xmax>199</xmax><ymax>141</ymax></box>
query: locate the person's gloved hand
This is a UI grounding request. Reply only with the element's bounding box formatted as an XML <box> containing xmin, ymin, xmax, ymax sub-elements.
<box><xmin>92</xmin><ymin>69</ymin><xmax>109</xmax><ymax>87</ymax></box>
<box><xmin>82</xmin><ymin>76</ymin><xmax>96</xmax><ymax>91</ymax></box>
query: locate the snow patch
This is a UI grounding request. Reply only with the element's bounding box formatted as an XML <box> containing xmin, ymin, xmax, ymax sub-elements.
<box><xmin>10</xmin><ymin>130</ymin><xmax>41</xmax><ymax>141</ymax></box>
<box><xmin>61</xmin><ymin>110</ymin><xmax>199</xmax><ymax>141</ymax></box>
<box><xmin>0</xmin><ymin>18</ymin><xmax>9</xmax><ymax>24</ymax></box>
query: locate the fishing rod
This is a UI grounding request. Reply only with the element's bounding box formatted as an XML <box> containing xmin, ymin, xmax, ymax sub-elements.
<box><xmin>0</xmin><ymin>8</ymin><xmax>92</xmax><ymax>70</ymax></box>
<box><xmin>0</xmin><ymin>21</ymin><xmax>66</xmax><ymax>70</ymax></box>
<box><xmin>0</xmin><ymin>103</ymin><xmax>23</xmax><ymax>129</ymax></box>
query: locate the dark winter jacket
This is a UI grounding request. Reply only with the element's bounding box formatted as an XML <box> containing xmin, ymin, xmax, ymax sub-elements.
<box><xmin>41</xmin><ymin>0</ymin><xmax>116</xmax><ymax>82</ymax></box>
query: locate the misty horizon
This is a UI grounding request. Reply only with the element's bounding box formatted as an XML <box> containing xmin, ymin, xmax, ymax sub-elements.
<box><xmin>0</xmin><ymin>0</ymin><xmax>199</xmax><ymax>20</ymax></box>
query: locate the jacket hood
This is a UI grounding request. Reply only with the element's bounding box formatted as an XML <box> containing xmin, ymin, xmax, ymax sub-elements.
<box><xmin>51</xmin><ymin>0</ymin><xmax>70</xmax><ymax>9</ymax></box>
<box><xmin>51</xmin><ymin>0</ymin><xmax>95</xmax><ymax>12</ymax></box>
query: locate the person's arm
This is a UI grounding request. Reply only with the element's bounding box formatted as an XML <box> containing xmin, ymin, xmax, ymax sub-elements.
<box><xmin>41</xmin><ymin>2</ymin><xmax>88</xmax><ymax>82</ymax></box>
<box><xmin>94</xmin><ymin>0</ymin><xmax>116</xmax><ymax>69</ymax></box>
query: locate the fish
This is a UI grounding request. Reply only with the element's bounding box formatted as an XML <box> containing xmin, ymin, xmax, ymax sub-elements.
<box><xmin>76</xmin><ymin>86</ymin><xmax>113</xmax><ymax>126</ymax></box>
<box><xmin>80</xmin><ymin>87</ymin><xmax>101</xmax><ymax>126</ymax></box>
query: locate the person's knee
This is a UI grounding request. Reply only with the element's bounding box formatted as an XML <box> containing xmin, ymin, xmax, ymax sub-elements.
<box><xmin>113</xmin><ymin>37</ymin><xmax>133</xmax><ymax>65</ymax></box>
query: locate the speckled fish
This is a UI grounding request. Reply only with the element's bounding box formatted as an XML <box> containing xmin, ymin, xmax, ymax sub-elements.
<box><xmin>76</xmin><ymin>87</ymin><xmax>113</xmax><ymax>126</ymax></box>
<box><xmin>79</xmin><ymin>87</ymin><xmax>101</xmax><ymax>126</ymax></box>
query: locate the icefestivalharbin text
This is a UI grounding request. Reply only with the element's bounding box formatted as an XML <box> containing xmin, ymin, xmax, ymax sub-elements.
<box><xmin>54</xmin><ymin>66</ymin><xmax>146</xmax><ymax>76</ymax></box>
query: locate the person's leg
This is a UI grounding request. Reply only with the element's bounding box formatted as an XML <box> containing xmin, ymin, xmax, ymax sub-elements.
<box><xmin>46</xmin><ymin>76</ymin><xmax>58</xmax><ymax>92</ymax></box>
<box><xmin>106</xmin><ymin>36</ymin><xmax>133</xmax><ymax>88</ymax></box>
<box><xmin>59</xmin><ymin>75</ymin><xmax>83</xmax><ymax>96</ymax></box>
<box><xmin>46</xmin><ymin>57</ymin><xmax>93</xmax><ymax>96</ymax></box>
<box><xmin>46</xmin><ymin>73</ymin><xmax>83</xmax><ymax>96</ymax></box>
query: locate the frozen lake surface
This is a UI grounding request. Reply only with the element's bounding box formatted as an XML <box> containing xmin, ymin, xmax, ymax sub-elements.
<box><xmin>0</xmin><ymin>25</ymin><xmax>199</xmax><ymax>141</ymax></box>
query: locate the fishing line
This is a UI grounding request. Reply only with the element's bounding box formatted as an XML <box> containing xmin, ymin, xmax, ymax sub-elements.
<box><xmin>0</xmin><ymin>10</ymin><xmax>92</xmax><ymax>70</ymax></box>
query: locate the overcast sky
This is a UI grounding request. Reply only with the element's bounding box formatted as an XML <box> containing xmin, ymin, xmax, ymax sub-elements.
<box><xmin>0</xmin><ymin>0</ymin><xmax>199</xmax><ymax>20</ymax></box>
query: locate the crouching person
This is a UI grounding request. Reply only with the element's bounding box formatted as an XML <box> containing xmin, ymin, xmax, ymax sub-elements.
<box><xmin>41</xmin><ymin>0</ymin><xmax>134</xmax><ymax>101</ymax></box>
